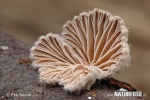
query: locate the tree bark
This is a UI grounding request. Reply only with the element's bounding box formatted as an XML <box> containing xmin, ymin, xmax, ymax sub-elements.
<box><xmin>0</xmin><ymin>32</ymin><xmax>146</xmax><ymax>100</ymax></box>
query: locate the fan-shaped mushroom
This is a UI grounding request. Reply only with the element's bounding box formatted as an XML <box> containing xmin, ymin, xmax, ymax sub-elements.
<box><xmin>30</xmin><ymin>8</ymin><xmax>130</xmax><ymax>92</ymax></box>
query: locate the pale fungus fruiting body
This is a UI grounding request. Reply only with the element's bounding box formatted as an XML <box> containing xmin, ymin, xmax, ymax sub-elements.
<box><xmin>30</xmin><ymin>8</ymin><xmax>130</xmax><ymax>92</ymax></box>
<box><xmin>0</xmin><ymin>46</ymin><xmax>9</xmax><ymax>51</ymax></box>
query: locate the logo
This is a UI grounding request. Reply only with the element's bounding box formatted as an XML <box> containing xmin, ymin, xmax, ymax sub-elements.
<box><xmin>107</xmin><ymin>88</ymin><xmax>146</xmax><ymax>97</ymax></box>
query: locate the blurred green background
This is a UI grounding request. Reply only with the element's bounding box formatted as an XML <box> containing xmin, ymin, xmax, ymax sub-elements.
<box><xmin>0</xmin><ymin>0</ymin><xmax>150</xmax><ymax>98</ymax></box>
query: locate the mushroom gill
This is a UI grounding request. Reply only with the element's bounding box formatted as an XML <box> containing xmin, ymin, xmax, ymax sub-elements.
<box><xmin>30</xmin><ymin>8</ymin><xmax>130</xmax><ymax>92</ymax></box>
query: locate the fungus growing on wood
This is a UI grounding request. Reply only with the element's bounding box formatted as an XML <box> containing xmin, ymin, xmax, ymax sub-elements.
<box><xmin>30</xmin><ymin>8</ymin><xmax>130</xmax><ymax>92</ymax></box>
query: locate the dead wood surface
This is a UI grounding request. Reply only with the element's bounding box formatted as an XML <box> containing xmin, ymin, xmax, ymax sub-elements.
<box><xmin>0</xmin><ymin>32</ymin><xmax>146</xmax><ymax>100</ymax></box>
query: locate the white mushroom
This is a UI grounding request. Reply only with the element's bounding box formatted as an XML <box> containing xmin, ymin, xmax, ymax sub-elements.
<box><xmin>30</xmin><ymin>8</ymin><xmax>130</xmax><ymax>92</ymax></box>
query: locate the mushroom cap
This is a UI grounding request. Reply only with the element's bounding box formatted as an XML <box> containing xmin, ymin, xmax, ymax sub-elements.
<box><xmin>30</xmin><ymin>8</ymin><xmax>130</xmax><ymax>92</ymax></box>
